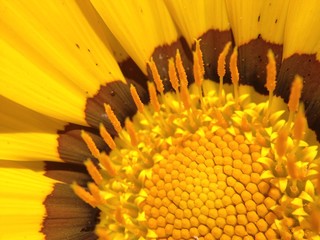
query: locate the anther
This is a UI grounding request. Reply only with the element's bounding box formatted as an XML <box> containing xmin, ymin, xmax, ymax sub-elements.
<box><xmin>195</xmin><ymin>39</ymin><xmax>204</xmax><ymax>78</ymax></box>
<box><xmin>275</xmin><ymin>128</ymin><xmax>289</xmax><ymax>173</ymax></box>
<box><xmin>293</xmin><ymin>105</ymin><xmax>306</xmax><ymax>142</ymax></box>
<box><xmin>125</xmin><ymin>118</ymin><xmax>138</xmax><ymax>146</ymax></box>
<box><xmin>175</xmin><ymin>50</ymin><xmax>188</xmax><ymax>90</ymax></box>
<box><xmin>148</xmin><ymin>82</ymin><xmax>160</xmax><ymax>112</ymax></box>
<box><xmin>104</xmin><ymin>104</ymin><xmax>122</xmax><ymax>133</ymax></box>
<box><xmin>218</xmin><ymin>42</ymin><xmax>232</xmax><ymax>103</ymax></box>
<box><xmin>85</xmin><ymin>159</ymin><xmax>103</xmax><ymax>185</ymax></box>
<box><xmin>288</xmin><ymin>75</ymin><xmax>303</xmax><ymax>113</ymax></box>
<box><xmin>265</xmin><ymin>49</ymin><xmax>277</xmax><ymax>95</ymax></box>
<box><xmin>230</xmin><ymin>47</ymin><xmax>239</xmax><ymax>103</ymax></box>
<box><xmin>88</xmin><ymin>182</ymin><xmax>105</xmax><ymax>204</ymax></box>
<box><xmin>130</xmin><ymin>84</ymin><xmax>144</xmax><ymax>113</ymax></box>
<box><xmin>168</xmin><ymin>58</ymin><xmax>180</xmax><ymax>93</ymax></box>
<box><xmin>81</xmin><ymin>130</ymin><xmax>100</xmax><ymax>159</ymax></box>
<box><xmin>99</xmin><ymin>152</ymin><xmax>116</xmax><ymax>177</ymax></box>
<box><xmin>193</xmin><ymin>51</ymin><xmax>203</xmax><ymax>87</ymax></box>
<box><xmin>99</xmin><ymin>123</ymin><xmax>116</xmax><ymax>150</ymax></box>
<box><xmin>148</xmin><ymin>58</ymin><xmax>164</xmax><ymax>94</ymax></box>
<box><xmin>72</xmin><ymin>182</ymin><xmax>97</xmax><ymax>207</ymax></box>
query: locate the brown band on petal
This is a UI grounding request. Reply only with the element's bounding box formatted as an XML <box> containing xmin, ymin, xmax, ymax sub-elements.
<box><xmin>148</xmin><ymin>37</ymin><xmax>193</xmax><ymax>91</ymax></box>
<box><xmin>119</xmin><ymin>57</ymin><xmax>148</xmax><ymax>89</ymax></box>
<box><xmin>276</xmin><ymin>54</ymin><xmax>320</xmax><ymax>140</ymax></box>
<box><xmin>42</xmin><ymin>183</ymin><xmax>99</xmax><ymax>240</ymax></box>
<box><xmin>85</xmin><ymin>81</ymin><xmax>147</xmax><ymax>133</ymax></box>
<box><xmin>192</xmin><ymin>29</ymin><xmax>234</xmax><ymax>83</ymax></box>
<box><xmin>237</xmin><ymin>36</ymin><xmax>283</xmax><ymax>94</ymax></box>
<box><xmin>57</xmin><ymin>125</ymin><xmax>109</xmax><ymax>164</ymax></box>
<box><xmin>44</xmin><ymin>162</ymin><xmax>91</xmax><ymax>185</ymax></box>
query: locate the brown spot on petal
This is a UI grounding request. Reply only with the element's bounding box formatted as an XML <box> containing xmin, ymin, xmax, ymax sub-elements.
<box><xmin>85</xmin><ymin>81</ymin><xmax>148</xmax><ymax>133</ymax></box>
<box><xmin>192</xmin><ymin>29</ymin><xmax>234</xmax><ymax>83</ymax></box>
<box><xmin>276</xmin><ymin>54</ymin><xmax>320</xmax><ymax>140</ymax></box>
<box><xmin>42</xmin><ymin>183</ymin><xmax>98</xmax><ymax>240</ymax></box>
<box><xmin>148</xmin><ymin>37</ymin><xmax>193</xmax><ymax>91</ymax></box>
<box><xmin>57</xmin><ymin>125</ymin><xmax>108</xmax><ymax>164</ymax></box>
<box><xmin>238</xmin><ymin>37</ymin><xmax>283</xmax><ymax>94</ymax></box>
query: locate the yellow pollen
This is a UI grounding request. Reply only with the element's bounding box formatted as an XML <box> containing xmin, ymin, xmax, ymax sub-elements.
<box><xmin>148</xmin><ymin>58</ymin><xmax>164</xmax><ymax>94</ymax></box>
<box><xmin>81</xmin><ymin>130</ymin><xmax>100</xmax><ymax>159</ymax></box>
<box><xmin>104</xmin><ymin>104</ymin><xmax>122</xmax><ymax>133</ymax></box>
<box><xmin>75</xmin><ymin>43</ymin><xmax>320</xmax><ymax>240</ymax></box>
<box><xmin>130</xmin><ymin>84</ymin><xmax>145</xmax><ymax>113</ymax></box>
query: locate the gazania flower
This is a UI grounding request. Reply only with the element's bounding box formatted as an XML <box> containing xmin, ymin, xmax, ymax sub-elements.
<box><xmin>1</xmin><ymin>0</ymin><xmax>320</xmax><ymax>239</ymax></box>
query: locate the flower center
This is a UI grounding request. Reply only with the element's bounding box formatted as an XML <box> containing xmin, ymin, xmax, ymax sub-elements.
<box><xmin>73</xmin><ymin>42</ymin><xmax>320</xmax><ymax>239</ymax></box>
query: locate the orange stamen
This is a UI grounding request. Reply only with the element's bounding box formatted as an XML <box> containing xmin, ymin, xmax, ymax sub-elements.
<box><xmin>148</xmin><ymin>82</ymin><xmax>160</xmax><ymax>112</ymax></box>
<box><xmin>85</xmin><ymin>159</ymin><xmax>103</xmax><ymax>185</ymax></box>
<box><xmin>195</xmin><ymin>39</ymin><xmax>204</xmax><ymax>78</ymax></box>
<box><xmin>125</xmin><ymin>119</ymin><xmax>138</xmax><ymax>146</ymax></box>
<box><xmin>104</xmin><ymin>104</ymin><xmax>122</xmax><ymax>133</ymax></box>
<box><xmin>168</xmin><ymin>58</ymin><xmax>179</xmax><ymax>93</ymax></box>
<box><xmin>230</xmin><ymin>47</ymin><xmax>239</xmax><ymax>102</ymax></box>
<box><xmin>81</xmin><ymin>130</ymin><xmax>100</xmax><ymax>159</ymax></box>
<box><xmin>88</xmin><ymin>182</ymin><xmax>105</xmax><ymax>204</ymax></box>
<box><xmin>148</xmin><ymin>58</ymin><xmax>164</xmax><ymax>94</ymax></box>
<box><xmin>99</xmin><ymin>152</ymin><xmax>116</xmax><ymax>176</ymax></box>
<box><xmin>130</xmin><ymin>84</ymin><xmax>144</xmax><ymax>113</ymax></box>
<box><xmin>175</xmin><ymin>50</ymin><xmax>188</xmax><ymax>89</ymax></box>
<box><xmin>217</xmin><ymin>42</ymin><xmax>232</xmax><ymax>79</ymax></box>
<box><xmin>193</xmin><ymin>51</ymin><xmax>203</xmax><ymax>87</ymax></box>
<box><xmin>99</xmin><ymin>123</ymin><xmax>116</xmax><ymax>150</ymax></box>
<box><xmin>288</xmin><ymin>75</ymin><xmax>303</xmax><ymax>113</ymax></box>
<box><xmin>265</xmin><ymin>49</ymin><xmax>277</xmax><ymax>94</ymax></box>
<box><xmin>275</xmin><ymin>128</ymin><xmax>288</xmax><ymax>159</ymax></box>
<box><xmin>293</xmin><ymin>105</ymin><xmax>306</xmax><ymax>141</ymax></box>
<box><xmin>72</xmin><ymin>183</ymin><xmax>97</xmax><ymax>207</ymax></box>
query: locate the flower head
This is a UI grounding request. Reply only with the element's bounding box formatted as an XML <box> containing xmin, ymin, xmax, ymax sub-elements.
<box><xmin>1</xmin><ymin>1</ymin><xmax>320</xmax><ymax>240</ymax></box>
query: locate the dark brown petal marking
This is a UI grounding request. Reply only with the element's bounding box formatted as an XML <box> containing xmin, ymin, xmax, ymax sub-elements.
<box><xmin>238</xmin><ymin>36</ymin><xmax>283</xmax><ymax>94</ymax></box>
<box><xmin>42</xmin><ymin>183</ymin><xmax>99</xmax><ymax>240</ymax></box>
<box><xmin>44</xmin><ymin>162</ymin><xmax>91</xmax><ymax>185</ymax></box>
<box><xmin>192</xmin><ymin>29</ymin><xmax>234</xmax><ymax>83</ymax></box>
<box><xmin>57</xmin><ymin>126</ymin><xmax>109</xmax><ymax>164</ymax></box>
<box><xmin>148</xmin><ymin>37</ymin><xmax>193</xmax><ymax>91</ymax></box>
<box><xmin>119</xmin><ymin>57</ymin><xmax>148</xmax><ymax>89</ymax></box>
<box><xmin>85</xmin><ymin>81</ymin><xmax>148</xmax><ymax>132</ymax></box>
<box><xmin>276</xmin><ymin>54</ymin><xmax>320</xmax><ymax>140</ymax></box>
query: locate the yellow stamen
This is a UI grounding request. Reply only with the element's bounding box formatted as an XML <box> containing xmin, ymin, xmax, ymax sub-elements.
<box><xmin>99</xmin><ymin>123</ymin><xmax>116</xmax><ymax>150</ymax></box>
<box><xmin>148</xmin><ymin>58</ymin><xmax>164</xmax><ymax>94</ymax></box>
<box><xmin>104</xmin><ymin>104</ymin><xmax>122</xmax><ymax>133</ymax></box>
<box><xmin>130</xmin><ymin>84</ymin><xmax>144</xmax><ymax>113</ymax></box>
<box><xmin>84</xmin><ymin>159</ymin><xmax>103</xmax><ymax>186</ymax></box>
<box><xmin>81</xmin><ymin>130</ymin><xmax>100</xmax><ymax>159</ymax></box>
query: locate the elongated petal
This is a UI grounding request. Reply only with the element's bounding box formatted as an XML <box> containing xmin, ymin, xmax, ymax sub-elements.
<box><xmin>0</xmin><ymin>161</ymin><xmax>56</xmax><ymax>239</ymax></box>
<box><xmin>0</xmin><ymin>0</ymin><xmax>125</xmax><ymax>125</ymax></box>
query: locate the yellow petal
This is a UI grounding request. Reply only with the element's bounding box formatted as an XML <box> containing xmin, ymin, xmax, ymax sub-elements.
<box><xmin>164</xmin><ymin>0</ymin><xmax>230</xmax><ymax>46</ymax></box>
<box><xmin>91</xmin><ymin>0</ymin><xmax>179</xmax><ymax>73</ymax></box>
<box><xmin>0</xmin><ymin>133</ymin><xmax>61</xmax><ymax>161</ymax></box>
<box><xmin>0</xmin><ymin>0</ymin><xmax>125</xmax><ymax>125</ymax></box>
<box><xmin>0</xmin><ymin>161</ymin><xmax>56</xmax><ymax>240</ymax></box>
<box><xmin>283</xmin><ymin>0</ymin><xmax>320</xmax><ymax>60</ymax></box>
<box><xmin>225</xmin><ymin>0</ymin><xmax>263</xmax><ymax>46</ymax></box>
